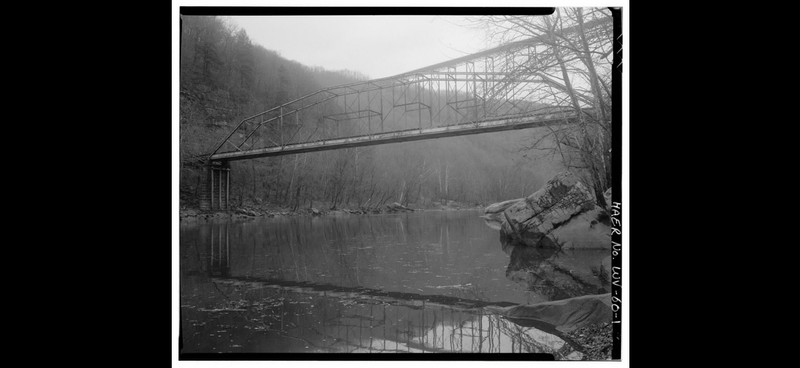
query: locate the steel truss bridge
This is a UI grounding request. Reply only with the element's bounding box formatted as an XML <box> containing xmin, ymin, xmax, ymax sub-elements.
<box><xmin>185</xmin><ymin>16</ymin><xmax>610</xmax><ymax>211</ymax></box>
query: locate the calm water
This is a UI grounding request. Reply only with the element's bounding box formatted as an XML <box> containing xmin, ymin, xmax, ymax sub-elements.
<box><xmin>179</xmin><ymin>210</ymin><xmax>610</xmax><ymax>357</ymax></box>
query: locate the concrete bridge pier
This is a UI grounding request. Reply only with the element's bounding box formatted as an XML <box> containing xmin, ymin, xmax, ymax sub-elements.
<box><xmin>199</xmin><ymin>161</ymin><xmax>231</xmax><ymax>211</ymax></box>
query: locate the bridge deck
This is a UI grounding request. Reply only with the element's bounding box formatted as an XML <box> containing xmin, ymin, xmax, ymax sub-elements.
<box><xmin>210</xmin><ymin>112</ymin><xmax>579</xmax><ymax>162</ymax></box>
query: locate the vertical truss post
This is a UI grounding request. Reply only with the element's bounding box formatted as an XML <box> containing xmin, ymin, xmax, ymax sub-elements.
<box><xmin>392</xmin><ymin>84</ymin><xmax>397</xmax><ymax>131</ymax></box>
<box><xmin>453</xmin><ymin>66</ymin><xmax>458</xmax><ymax>122</ymax></box>
<box><xmin>417</xmin><ymin>81</ymin><xmax>421</xmax><ymax>131</ymax></box>
<box><xmin>436</xmin><ymin>78</ymin><xmax>440</xmax><ymax>125</ymax></box>
<box><xmin>483</xmin><ymin>57</ymin><xmax>488</xmax><ymax>116</ymax></box>
<box><xmin>469</xmin><ymin>61</ymin><xmax>477</xmax><ymax>122</ymax></box>
<box><xmin>474</xmin><ymin>63</ymin><xmax>479</xmax><ymax>121</ymax></box>
<box><xmin>279</xmin><ymin>106</ymin><xmax>284</xmax><ymax>146</ymax></box>
<box><xmin>428</xmin><ymin>77</ymin><xmax>433</xmax><ymax>127</ymax></box>
<box><xmin>380</xmin><ymin>87</ymin><xmax>384</xmax><ymax>132</ymax></box>
<box><xmin>442</xmin><ymin>67</ymin><xmax>450</xmax><ymax>125</ymax></box>
<box><xmin>367</xmin><ymin>90</ymin><xmax>372</xmax><ymax>137</ymax></box>
<box><xmin>403</xmin><ymin>82</ymin><xmax>408</xmax><ymax>129</ymax></box>
<box><xmin>489</xmin><ymin>56</ymin><xmax>494</xmax><ymax>116</ymax></box>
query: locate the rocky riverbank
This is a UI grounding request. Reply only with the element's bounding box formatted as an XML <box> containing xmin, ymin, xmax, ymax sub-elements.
<box><xmin>179</xmin><ymin>200</ymin><xmax>484</xmax><ymax>222</ymax></box>
<box><xmin>565</xmin><ymin>322</ymin><xmax>613</xmax><ymax>360</ymax></box>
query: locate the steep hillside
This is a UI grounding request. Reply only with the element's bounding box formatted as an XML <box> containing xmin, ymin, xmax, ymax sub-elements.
<box><xmin>179</xmin><ymin>16</ymin><xmax>564</xmax><ymax>210</ymax></box>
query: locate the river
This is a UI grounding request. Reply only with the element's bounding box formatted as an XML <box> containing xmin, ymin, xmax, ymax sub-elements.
<box><xmin>179</xmin><ymin>209</ymin><xmax>610</xmax><ymax>358</ymax></box>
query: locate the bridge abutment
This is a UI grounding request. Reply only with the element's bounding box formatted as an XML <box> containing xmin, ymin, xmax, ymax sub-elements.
<box><xmin>199</xmin><ymin>161</ymin><xmax>231</xmax><ymax>211</ymax></box>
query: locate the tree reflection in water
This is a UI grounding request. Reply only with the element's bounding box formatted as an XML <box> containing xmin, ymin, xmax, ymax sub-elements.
<box><xmin>180</xmin><ymin>211</ymin><xmax>607</xmax><ymax>359</ymax></box>
<box><xmin>181</xmin><ymin>278</ymin><xmax>584</xmax><ymax>359</ymax></box>
<box><xmin>501</xmin><ymin>236</ymin><xmax>611</xmax><ymax>301</ymax></box>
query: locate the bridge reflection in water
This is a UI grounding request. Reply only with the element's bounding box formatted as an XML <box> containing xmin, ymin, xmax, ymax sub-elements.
<box><xmin>197</xmin><ymin>277</ymin><xmax>583</xmax><ymax>358</ymax></box>
<box><xmin>182</xmin><ymin>221</ymin><xmax>585</xmax><ymax>358</ymax></box>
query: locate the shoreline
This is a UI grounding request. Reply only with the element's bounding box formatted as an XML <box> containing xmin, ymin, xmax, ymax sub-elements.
<box><xmin>179</xmin><ymin>203</ymin><xmax>485</xmax><ymax>222</ymax></box>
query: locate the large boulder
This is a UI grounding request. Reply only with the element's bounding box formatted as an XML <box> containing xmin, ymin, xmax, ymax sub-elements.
<box><xmin>488</xmin><ymin>172</ymin><xmax>611</xmax><ymax>249</ymax></box>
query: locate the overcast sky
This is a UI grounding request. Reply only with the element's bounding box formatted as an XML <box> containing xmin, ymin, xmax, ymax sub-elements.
<box><xmin>228</xmin><ymin>16</ymin><xmax>493</xmax><ymax>79</ymax></box>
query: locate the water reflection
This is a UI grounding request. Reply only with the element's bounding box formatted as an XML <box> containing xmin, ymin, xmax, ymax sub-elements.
<box><xmin>181</xmin><ymin>278</ymin><xmax>583</xmax><ymax>358</ymax></box>
<box><xmin>501</xmin><ymin>241</ymin><xmax>611</xmax><ymax>301</ymax></box>
<box><xmin>180</xmin><ymin>210</ymin><xmax>608</xmax><ymax>357</ymax></box>
<box><xmin>182</xmin><ymin>211</ymin><xmax>534</xmax><ymax>304</ymax></box>
<box><xmin>206</xmin><ymin>223</ymin><xmax>230</xmax><ymax>277</ymax></box>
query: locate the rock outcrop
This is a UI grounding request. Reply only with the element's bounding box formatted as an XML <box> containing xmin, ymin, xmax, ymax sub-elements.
<box><xmin>485</xmin><ymin>172</ymin><xmax>611</xmax><ymax>249</ymax></box>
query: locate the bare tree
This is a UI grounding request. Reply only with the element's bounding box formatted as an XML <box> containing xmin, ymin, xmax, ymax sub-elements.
<box><xmin>477</xmin><ymin>8</ymin><xmax>613</xmax><ymax>207</ymax></box>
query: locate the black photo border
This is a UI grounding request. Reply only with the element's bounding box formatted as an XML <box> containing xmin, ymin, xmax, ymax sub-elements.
<box><xmin>175</xmin><ymin>5</ymin><xmax>624</xmax><ymax>362</ymax></box>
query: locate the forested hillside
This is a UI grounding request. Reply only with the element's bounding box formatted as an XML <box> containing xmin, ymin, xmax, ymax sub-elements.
<box><xmin>179</xmin><ymin>16</ymin><xmax>563</xmax><ymax>211</ymax></box>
